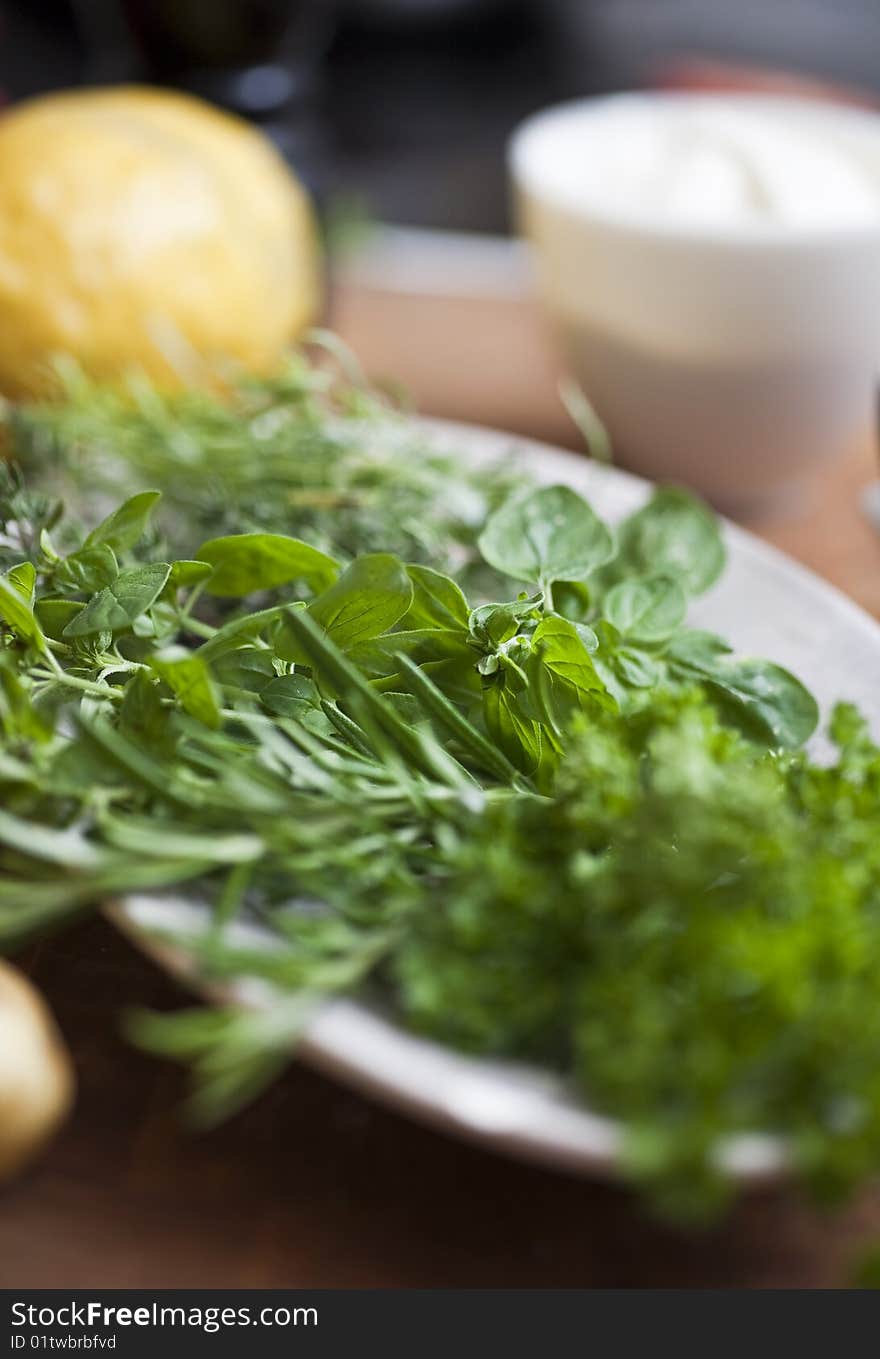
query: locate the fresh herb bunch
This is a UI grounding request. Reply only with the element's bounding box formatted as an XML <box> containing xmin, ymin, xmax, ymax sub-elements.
<box><xmin>395</xmin><ymin>695</ymin><xmax>880</xmax><ymax>1218</ymax></box>
<box><xmin>2</xmin><ymin>343</ymin><xmax>522</xmax><ymax>594</ymax></box>
<box><xmin>2</xmin><ymin>460</ymin><xmax>879</xmax><ymax>1221</ymax></box>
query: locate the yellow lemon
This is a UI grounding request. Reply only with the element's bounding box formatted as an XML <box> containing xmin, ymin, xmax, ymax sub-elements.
<box><xmin>0</xmin><ymin>85</ymin><xmax>321</xmax><ymax>396</ymax></box>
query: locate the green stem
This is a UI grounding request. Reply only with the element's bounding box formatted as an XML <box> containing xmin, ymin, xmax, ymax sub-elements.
<box><xmin>176</xmin><ymin>580</ymin><xmax>210</xmax><ymax>628</ymax></box>
<box><xmin>179</xmin><ymin>616</ymin><xmax>216</xmax><ymax>640</ymax></box>
<box><xmin>38</xmin><ymin>670</ymin><xmax>123</xmax><ymax>701</ymax></box>
<box><xmin>39</xmin><ymin>653</ymin><xmax>123</xmax><ymax>702</ymax></box>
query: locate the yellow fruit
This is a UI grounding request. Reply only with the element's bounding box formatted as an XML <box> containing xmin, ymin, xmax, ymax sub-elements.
<box><xmin>0</xmin><ymin>86</ymin><xmax>321</xmax><ymax>396</ymax></box>
<box><xmin>0</xmin><ymin>960</ymin><xmax>74</xmax><ymax>1179</ymax></box>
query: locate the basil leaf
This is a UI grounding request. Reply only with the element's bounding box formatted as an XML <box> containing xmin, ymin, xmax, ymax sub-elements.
<box><xmin>148</xmin><ymin>648</ymin><xmax>222</xmax><ymax>729</ymax></box>
<box><xmin>593</xmin><ymin>612</ymin><xmax>663</xmax><ymax>694</ymax></box>
<box><xmin>483</xmin><ymin>682</ymin><xmax>542</xmax><ymax>773</ymax></box>
<box><xmin>404</xmin><ymin>564</ymin><xmax>469</xmax><ymax>631</ymax></box>
<box><xmin>211</xmin><ymin>647</ymin><xmax>276</xmax><ymax>693</ymax></box>
<box><xmin>84</xmin><ymin>490</ymin><xmax>161</xmax><ymax>552</ymax></box>
<box><xmin>533</xmin><ymin>615</ymin><xmax>608</xmax><ymax>702</ymax></box>
<box><xmin>530</xmin><ymin>619</ymin><xmax>614</xmax><ymax>730</ymax></box>
<box><xmin>553</xmin><ymin>580</ymin><xmax>592</xmax><ymax>623</ymax></box>
<box><xmin>34</xmin><ymin>598</ymin><xmax>84</xmax><ymax>640</ymax></box>
<box><xmin>55</xmin><ymin>544</ymin><xmax>119</xmax><ymax>594</ymax></box>
<box><xmin>167</xmin><ymin>560</ymin><xmax>214</xmax><ymax>591</ymax></box>
<box><xmin>63</xmin><ymin>563</ymin><xmax>171</xmax><ymax>637</ymax></box>
<box><xmin>666</xmin><ymin>630</ymin><xmax>733</xmax><ymax>669</ymax></box>
<box><xmin>7</xmin><ymin>561</ymin><xmax>35</xmax><ymax>603</ymax></box>
<box><xmin>615</xmin><ymin>647</ymin><xmax>662</xmax><ymax>689</ymax></box>
<box><xmin>196</xmin><ymin>605</ymin><xmax>294</xmax><ymax>663</ymax></box>
<box><xmin>478</xmin><ymin>485</ymin><xmax>614</xmax><ymax>588</ymax></box>
<box><xmin>666</xmin><ymin>632</ymin><xmax>817</xmax><ymax>747</ymax></box>
<box><xmin>197</xmin><ymin>533</ymin><xmax>338</xmax><ymax>597</ymax></box>
<box><xmin>260</xmin><ymin>672</ymin><xmax>324</xmax><ymax>720</ymax></box>
<box><xmin>0</xmin><ymin>573</ymin><xmax>46</xmax><ymax>648</ymax></box>
<box><xmin>349</xmin><ymin>629</ymin><xmax>471</xmax><ymax>677</ymax></box>
<box><xmin>604</xmin><ymin>574</ymin><xmax>687</xmax><ymax>644</ymax></box>
<box><xmin>304</xmin><ymin>554</ymin><xmax>414</xmax><ymax>652</ymax></box>
<box><xmin>602</xmin><ymin>488</ymin><xmax>724</xmax><ymax>598</ymax></box>
<box><xmin>469</xmin><ymin>596</ymin><xmax>542</xmax><ymax>648</ymax></box>
<box><xmin>694</xmin><ymin>658</ymin><xmax>819</xmax><ymax>749</ymax></box>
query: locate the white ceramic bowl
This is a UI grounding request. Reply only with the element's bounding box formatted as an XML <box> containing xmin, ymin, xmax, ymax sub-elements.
<box><xmin>509</xmin><ymin>93</ymin><xmax>880</xmax><ymax>512</ymax></box>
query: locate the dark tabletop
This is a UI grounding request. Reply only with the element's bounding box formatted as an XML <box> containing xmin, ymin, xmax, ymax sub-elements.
<box><xmin>1</xmin><ymin>913</ymin><xmax>878</xmax><ymax>1289</ymax></box>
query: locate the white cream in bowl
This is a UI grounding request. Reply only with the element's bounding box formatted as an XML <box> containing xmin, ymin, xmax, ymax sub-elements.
<box><xmin>510</xmin><ymin>94</ymin><xmax>880</xmax><ymax>510</ymax></box>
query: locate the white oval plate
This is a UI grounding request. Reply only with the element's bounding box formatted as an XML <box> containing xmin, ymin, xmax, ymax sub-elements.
<box><xmin>112</xmin><ymin>420</ymin><xmax>880</xmax><ymax>1186</ymax></box>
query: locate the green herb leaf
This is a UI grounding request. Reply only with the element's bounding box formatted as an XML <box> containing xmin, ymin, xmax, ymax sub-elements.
<box><xmin>350</xmin><ymin>628</ymin><xmax>471</xmax><ymax>673</ymax></box>
<box><xmin>100</xmin><ymin>816</ymin><xmax>262</xmax><ymax>864</ymax></box>
<box><xmin>304</xmin><ymin>553</ymin><xmax>414</xmax><ymax>651</ymax></box>
<box><xmin>604</xmin><ymin>574</ymin><xmax>687</xmax><ymax>644</ymax></box>
<box><xmin>404</xmin><ymin>564</ymin><xmax>470</xmax><ymax>631</ymax></box>
<box><xmin>698</xmin><ymin>657</ymin><xmax>819</xmax><ymax>749</ymax></box>
<box><xmin>6</xmin><ymin>561</ymin><xmax>35</xmax><ymax>603</ymax></box>
<box><xmin>478</xmin><ymin>485</ymin><xmax>614</xmax><ymax>588</ymax></box>
<box><xmin>533</xmin><ymin>614</ymin><xmax>610</xmax><ymax>708</ymax></box>
<box><xmin>552</xmin><ymin>580</ymin><xmax>592</xmax><ymax>623</ymax></box>
<box><xmin>483</xmin><ymin>681</ymin><xmax>542</xmax><ymax>773</ymax></box>
<box><xmin>211</xmin><ymin>646</ymin><xmax>275</xmax><ymax>694</ymax></box>
<box><xmin>666</xmin><ymin>630</ymin><xmax>733</xmax><ymax>668</ymax></box>
<box><xmin>149</xmin><ymin>647</ymin><xmax>222</xmax><ymax>729</ymax></box>
<box><xmin>167</xmin><ymin>560</ymin><xmax>214</xmax><ymax>591</ymax></box>
<box><xmin>615</xmin><ymin>646</ymin><xmax>662</xmax><ymax>690</ymax></box>
<box><xmin>260</xmin><ymin>672</ymin><xmax>324</xmax><ymax>720</ymax></box>
<box><xmin>55</xmin><ymin>544</ymin><xmax>119</xmax><ymax>594</ymax></box>
<box><xmin>34</xmin><ymin>597</ymin><xmax>85</xmax><ymax>639</ymax></box>
<box><xmin>394</xmin><ymin>652</ymin><xmax>521</xmax><ymax>784</ymax></box>
<box><xmin>197</xmin><ymin>533</ymin><xmax>338</xmax><ymax>597</ymax></box>
<box><xmin>84</xmin><ymin>490</ymin><xmax>161</xmax><ymax>552</ymax></box>
<box><xmin>590</xmin><ymin>621</ymin><xmax>658</xmax><ymax>705</ymax></box>
<box><xmin>195</xmin><ymin>605</ymin><xmax>292</xmax><ymax>663</ymax></box>
<box><xmin>0</xmin><ymin>573</ymin><xmax>46</xmax><ymax>648</ymax></box>
<box><xmin>126</xmin><ymin>1003</ymin><xmax>310</xmax><ymax>1127</ymax></box>
<box><xmin>600</xmin><ymin>488</ymin><xmax>725</xmax><ymax>598</ymax></box>
<box><xmin>469</xmin><ymin>596</ymin><xmax>541</xmax><ymax>648</ymax></box>
<box><xmin>63</xmin><ymin>563</ymin><xmax>171</xmax><ymax>637</ymax></box>
<box><xmin>0</xmin><ymin>806</ymin><xmax>107</xmax><ymax>869</ymax></box>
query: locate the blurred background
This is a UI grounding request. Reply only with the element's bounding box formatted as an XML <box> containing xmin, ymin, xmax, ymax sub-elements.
<box><xmin>2</xmin><ymin>0</ymin><xmax>879</xmax><ymax>233</ymax></box>
<box><xmin>0</xmin><ymin>1</ymin><xmax>878</xmax><ymax>507</ymax></box>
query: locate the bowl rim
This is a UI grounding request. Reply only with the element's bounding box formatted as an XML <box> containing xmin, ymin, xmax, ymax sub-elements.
<box><xmin>507</xmin><ymin>90</ymin><xmax>880</xmax><ymax>253</ymax></box>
